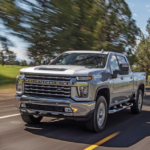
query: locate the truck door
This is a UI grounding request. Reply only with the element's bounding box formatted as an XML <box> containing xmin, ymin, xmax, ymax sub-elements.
<box><xmin>110</xmin><ymin>54</ymin><xmax>125</xmax><ymax>104</ymax></box>
<box><xmin>116</xmin><ymin>55</ymin><xmax>133</xmax><ymax>100</ymax></box>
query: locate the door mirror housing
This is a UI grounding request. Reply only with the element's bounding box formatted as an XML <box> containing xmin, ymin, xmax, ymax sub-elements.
<box><xmin>119</xmin><ymin>63</ymin><xmax>129</xmax><ymax>75</ymax></box>
<box><xmin>111</xmin><ymin>70</ymin><xmax>120</xmax><ymax>78</ymax></box>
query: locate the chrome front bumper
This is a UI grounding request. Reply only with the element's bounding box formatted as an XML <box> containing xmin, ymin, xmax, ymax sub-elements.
<box><xmin>15</xmin><ymin>95</ymin><xmax>95</xmax><ymax>118</ymax></box>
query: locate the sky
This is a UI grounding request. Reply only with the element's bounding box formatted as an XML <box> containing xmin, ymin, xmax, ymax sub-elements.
<box><xmin>3</xmin><ymin>0</ymin><xmax>150</xmax><ymax>60</ymax></box>
<box><xmin>125</xmin><ymin>0</ymin><xmax>150</xmax><ymax>35</ymax></box>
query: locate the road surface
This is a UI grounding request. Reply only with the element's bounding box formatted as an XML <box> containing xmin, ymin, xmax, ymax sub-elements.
<box><xmin>0</xmin><ymin>89</ymin><xmax>150</xmax><ymax>150</ymax></box>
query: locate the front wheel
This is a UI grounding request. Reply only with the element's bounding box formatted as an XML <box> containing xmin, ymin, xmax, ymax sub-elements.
<box><xmin>21</xmin><ymin>114</ymin><xmax>43</xmax><ymax>124</ymax></box>
<box><xmin>131</xmin><ymin>90</ymin><xmax>143</xmax><ymax>114</ymax></box>
<box><xmin>85</xmin><ymin>96</ymin><xmax>108</xmax><ymax>132</ymax></box>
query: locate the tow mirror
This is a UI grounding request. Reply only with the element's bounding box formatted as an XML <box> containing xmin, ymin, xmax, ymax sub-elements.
<box><xmin>111</xmin><ymin>70</ymin><xmax>120</xmax><ymax>79</ymax></box>
<box><xmin>111</xmin><ymin>73</ymin><xmax>117</xmax><ymax>78</ymax></box>
<box><xmin>119</xmin><ymin>63</ymin><xmax>129</xmax><ymax>75</ymax></box>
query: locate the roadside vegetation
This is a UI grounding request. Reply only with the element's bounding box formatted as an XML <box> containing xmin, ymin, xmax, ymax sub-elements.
<box><xmin>0</xmin><ymin>65</ymin><xmax>27</xmax><ymax>87</ymax></box>
<box><xmin>1</xmin><ymin>0</ymin><xmax>150</xmax><ymax>87</ymax></box>
<box><xmin>0</xmin><ymin>0</ymin><xmax>140</xmax><ymax>66</ymax></box>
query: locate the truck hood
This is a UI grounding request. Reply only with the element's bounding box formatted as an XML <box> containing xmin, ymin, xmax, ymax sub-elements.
<box><xmin>20</xmin><ymin>65</ymin><xmax>106</xmax><ymax>76</ymax></box>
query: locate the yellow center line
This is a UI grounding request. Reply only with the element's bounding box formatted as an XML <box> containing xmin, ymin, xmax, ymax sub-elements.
<box><xmin>83</xmin><ymin>131</ymin><xmax>120</xmax><ymax>150</ymax></box>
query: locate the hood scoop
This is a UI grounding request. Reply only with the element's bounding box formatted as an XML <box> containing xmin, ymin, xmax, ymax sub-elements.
<box><xmin>34</xmin><ymin>67</ymin><xmax>67</xmax><ymax>71</ymax></box>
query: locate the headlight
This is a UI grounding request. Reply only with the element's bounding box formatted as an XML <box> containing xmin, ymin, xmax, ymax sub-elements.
<box><xmin>16</xmin><ymin>81</ymin><xmax>23</xmax><ymax>95</ymax></box>
<box><xmin>76</xmin><ymin>76</ymin><xmax>92</xmax><ymax>81</ymax></box>
<box><xmin>77</xmin><ymin>86</ymin><xmax>88</xmax><ymax>97</ymax></box>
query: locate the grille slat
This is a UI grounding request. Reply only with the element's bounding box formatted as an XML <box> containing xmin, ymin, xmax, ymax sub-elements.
<box><xmin>25</xmin><ymin>88</ymin><xmax>70</xmax><ymax>93</ymax></box>
<box><xmin>24</xmin><ymin>84</ymin><xmax>70</xmax><ymax>90</ymax></box>
<box><xmin>25</xmin><ymin>74</ymin><xmax>72</xmax><ymax>81</ymax></box>
<box><xmin>24</xmin><ymin>83</ymin><xmax>71</xmax><ymax>98</ymax></box>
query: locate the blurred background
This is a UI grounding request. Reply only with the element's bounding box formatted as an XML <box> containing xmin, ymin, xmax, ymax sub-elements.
<box><xmin>1</xmin><ymin>1</ymin><xmax>150</xmax><ymax>150</ymax></box>
<box><xmin>1</xmin><ymin>0</ymin><xmax>150</xmax><ymax>89</ymax></box>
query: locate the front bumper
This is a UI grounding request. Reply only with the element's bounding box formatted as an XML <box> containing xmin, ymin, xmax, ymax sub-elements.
<box><xmin>15</xmin><ymin>95</ymin><xmax>95</xmax><ymax>120</ymax></box>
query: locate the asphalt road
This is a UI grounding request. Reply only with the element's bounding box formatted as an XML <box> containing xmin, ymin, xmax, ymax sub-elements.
<box><xmin>0</xmin><ymin>91</ymin><xmax>150</xmax><ymax>150</ymax></box>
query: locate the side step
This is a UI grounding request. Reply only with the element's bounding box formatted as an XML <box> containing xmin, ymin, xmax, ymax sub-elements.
<box><xmin>109</xmin><ymin>103</ymin><xmax>133</xmax><ymax>114</ymax></box>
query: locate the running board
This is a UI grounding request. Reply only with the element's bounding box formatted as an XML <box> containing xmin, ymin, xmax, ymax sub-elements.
<box><xmin>109</xmin><ymin>103</ymin><xmax>133</xmax><ymax>114</ymax></box>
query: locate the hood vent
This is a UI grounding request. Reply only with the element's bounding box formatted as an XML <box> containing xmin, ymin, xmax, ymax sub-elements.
<box><xmin>34</xmin><ymin>67</ymin><xmax>67</xmax><ymax>71</ymax></box>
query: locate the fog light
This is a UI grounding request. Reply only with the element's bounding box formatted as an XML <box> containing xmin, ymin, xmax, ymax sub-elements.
<box><xmin>20</xmin><ymin>103</ymin><xmax>26</xmax><ymax>108</ymax></box>
<box><xmin>65</xmin><ymin>107</ymin><xmax>72</xmax><ymax>113</ymax></box>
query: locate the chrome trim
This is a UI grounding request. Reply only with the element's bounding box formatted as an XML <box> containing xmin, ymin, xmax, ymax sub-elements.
<box><xmin>25</xmin><ymin>74</ymin><xmax>72</xmax><ymax>81</ymax></box>
<box><xmin>17</xmin><ymin>78</ymin><xmax>88</xmax><ymax>87</ymax></box>
<box><xmin>109</xmin><ymin>103</ymin><xmax>133</xmax><ymax>114</ymax></box>
<box><xmin>24</xmin><ymin>84</ymin><xmax>71</xmax><ymax>90</ymax></box>
<box><xmin>15</xmin><ymin>95</ymin><xmax>95</xmax><ymax>117</ymax></box>
<box><xmin>110</xmin><ymin>98</ymin><xmax>130</xmax><ymax>107</ymax></box>
<box><xmin>73</xmin><ymin>82</ymin><xmax>89</xmax><ymax>86</ymax></box>
<box><xmin>24</xmin><ymin>91</ymin><xmax>71</xmax><ymax>97</ymax></box>
<box><xmin>24</xmin><ymin>83</ymin><xmax>71</xmax><ymax>98</ymax></box>
<box><xmin>25</xmin><ymin>88</ymin><xmax>71</xmax><ymax>93</ymax></box>
<box><xmin>20</xmin><ymin>109</ymin><xmax>73</xmax><ymax>116</ymax></box>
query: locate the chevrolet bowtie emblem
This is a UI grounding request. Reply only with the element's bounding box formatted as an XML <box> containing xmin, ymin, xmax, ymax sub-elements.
<box><xmin>57</xmin><ymin>88</ymin><xmax>61</xmax><ymax>91</ymax></box>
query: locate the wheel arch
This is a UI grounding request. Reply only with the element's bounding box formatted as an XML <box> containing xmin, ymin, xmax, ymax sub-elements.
<box><xmin>95</xmin><ymin>85</ymin><xmax>110</xmax><ymax>108</ymax></box>
<box><xmin>137</xmin><ymin>82</ymin><xmax>145</xmax><ymax>97</ymax></box>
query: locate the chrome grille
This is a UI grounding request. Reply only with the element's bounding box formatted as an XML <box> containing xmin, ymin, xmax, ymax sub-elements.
<box><xmin>25</xmin><ymin>74</ymin><xmax>72</xmax><ymax>81</ymax></box>
<box><xmin>24</xmin><ymin>83</ymin><xmax>71</xmax><ymax>98</ymax></box>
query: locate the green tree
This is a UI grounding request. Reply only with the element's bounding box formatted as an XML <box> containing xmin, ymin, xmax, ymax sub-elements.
<box><xmin>29</xmin><ymin>61</ymin><xmax>34</xmax><ymax>66</ymax></box>
<box><xmin>135</xmin><ymin>35</ymin><xmax>150</xmax><ymax>81</ymax></box>
<box><xmin>29</xmin><ymin>61</ymin><xmax>33</xmax><ymax>66</ymax></box>
<box><xmin>20</xmin><ymin>60</ymin><xmax>27</xmax><ymax>66</ymax></box>
<box><xmin>0</xmin><ymin>0</ymin><xmax>140</xmax><ymax>62</ymax></box>
<box><xmin>0</xmin><ymin>36</ymin><xmax>16</xmax><ymax>66</ymax></box>
<box><xmin>93</xmin><ymin>0</ymin><xmax>140</xmax><ymax>53</ymax></box>
<box><xmin>14</xmin><ymin>60</ymin><xmax>20</xmax><ymax>65</ymax></box>
<box><xmin>146</xmin><ymin>18</ymin><xmax>150</xmax><ymax>34</ymax></box>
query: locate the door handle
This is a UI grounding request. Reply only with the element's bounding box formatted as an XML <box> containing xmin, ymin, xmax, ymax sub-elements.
<box><xmin>130</xmin><ymin>76</ymin><xmax>133</xmax><ymax>79</ymax></box>
<box><xmin>121</xmin><ymin>77</ymin><xmax>123</xmax><ymax>80</ymax></box>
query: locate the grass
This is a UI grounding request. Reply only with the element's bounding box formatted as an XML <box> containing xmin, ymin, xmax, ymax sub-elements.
<box><xmin>0</xmin><ymin>65</ymin><xmax>28</xmax><ymax>87</ymax></box>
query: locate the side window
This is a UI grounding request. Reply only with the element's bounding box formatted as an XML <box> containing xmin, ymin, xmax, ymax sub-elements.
<box><xmin>110</xmin><ymin>55</ymin><xmax>120</xmax><ymax>72</ymax></box>
<box><xmin>117</xmin><ymin>55</ymin><xmax>126</xmax><ymax>64</ymax></box>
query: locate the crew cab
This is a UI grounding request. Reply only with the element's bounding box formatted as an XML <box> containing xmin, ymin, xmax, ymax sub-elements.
<box><xmin>15</xmin><ymin>50</ymin><xmax>145</xmax><ymax>132</ymax></box>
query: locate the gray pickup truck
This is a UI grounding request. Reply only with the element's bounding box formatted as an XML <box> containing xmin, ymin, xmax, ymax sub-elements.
<box><xmin>15</xmin><ymin>50</ymin><xmax>145</xmax><ymax>132</ymax></box>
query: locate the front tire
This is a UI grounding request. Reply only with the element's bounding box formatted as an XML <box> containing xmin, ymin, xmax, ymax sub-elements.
<box><xmin>131</xmin><ymin>90</ymin><xmax>143</xmax><ymax>114</ymax></box>
<box><xmin>21</xmin><ymin>114</ymin><xmax>43</xmax><ymax>124</ymax></box>
<box><xmin>85</xmin><ymin>96</ymin><xmax>108</xmax><ymax>132</ymax></box>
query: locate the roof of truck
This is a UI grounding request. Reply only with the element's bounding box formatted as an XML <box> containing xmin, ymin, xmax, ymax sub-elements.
<box><xmin>64</xmin><ymin>50</ymin><xmax>125</xmax><ymax>56</ymax></box>
<box><xmin>64</xmin><ymin>50</ymin><xmax>110</xmax><ymax>54</ymax></box>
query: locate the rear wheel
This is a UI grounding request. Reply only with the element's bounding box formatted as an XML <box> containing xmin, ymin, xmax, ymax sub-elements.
<box><xmin>131</xmin><ymin>90</ymin><xmax>143</xmax><ymax>114</ymax></box>
<box><xmin>85</xmin><ymin>96</ymin><xmax>108</xmax><ymax>132</ymax></box>
<box><xmin>21</xmin><ymin>114</ymin><xmax>43</xmax><ymax>124</ymax></box>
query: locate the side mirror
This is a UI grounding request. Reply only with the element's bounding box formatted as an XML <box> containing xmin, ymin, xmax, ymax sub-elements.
<box><xmin>111</xmin><ymin>70</ymin><xmax>120</xmax><ymax>78</ymax></box>
<box><xmin>111</xmin><ymin>73</ymin><xmax>117</xmax><ymax>78</ymax></box>
<box><xmin>119</xmin><ymin>63</ymin><xmax>129</xmax><ymax>75</ymax></box>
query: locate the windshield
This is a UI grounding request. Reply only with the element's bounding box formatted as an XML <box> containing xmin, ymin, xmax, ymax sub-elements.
<box><xmin>50</xmin><ymin>53</ymin><xmax>108</xmax><ymax>68</ymax></box>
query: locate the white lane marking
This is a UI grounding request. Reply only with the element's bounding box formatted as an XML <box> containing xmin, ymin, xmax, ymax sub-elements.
<box><xmin>0</xmin><ymin>114</ymin><xmax>20</xmax><ymax>119</ymax></box>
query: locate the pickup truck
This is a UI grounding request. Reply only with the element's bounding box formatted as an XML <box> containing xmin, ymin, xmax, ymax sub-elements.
<box><xmin>15</xmin><ymin>50</ymin><xmax>145</xmax><ymax>132</ymax></box>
